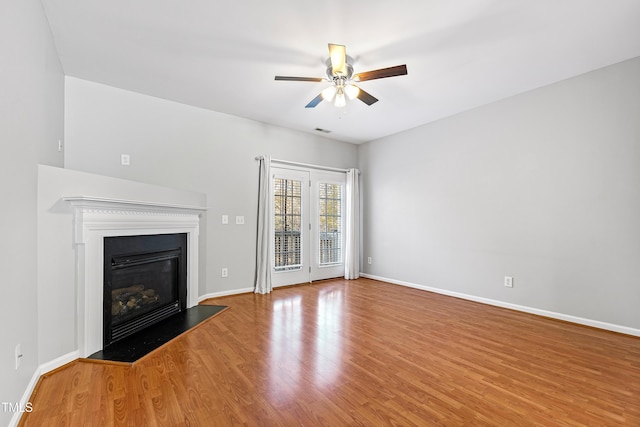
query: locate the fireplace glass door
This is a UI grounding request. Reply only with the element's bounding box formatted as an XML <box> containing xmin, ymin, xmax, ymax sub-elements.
<box><xmin>104</xmin><ymin>233</ymin><xmax>187</xmax><ymax>347</ymax></box>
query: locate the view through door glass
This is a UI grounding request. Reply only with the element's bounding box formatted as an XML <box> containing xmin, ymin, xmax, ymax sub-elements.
<box><xmin>271</xmin><ymin>168</ymin><xmax>309</xmax><ymax>287</ymax></box>
<box><xmin>311</xmin><ymin>171</ymin><xmax>345</xmax><ymax>281</ymax></box>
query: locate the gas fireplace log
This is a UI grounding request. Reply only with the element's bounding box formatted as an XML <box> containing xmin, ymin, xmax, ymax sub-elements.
<box><xmin>141</xmin><ymin>289</ymin><xmax>156</xmax><ymax>297</ymax></box>
<box><xmin>112</xmin><ymin>288</ymin><xmax>160</xmax><ymax>316</ymax></box>
<box><xmin>111</xmin><ymin>285</ymin><xmax>144</xmax><ymax>301</ymax></box>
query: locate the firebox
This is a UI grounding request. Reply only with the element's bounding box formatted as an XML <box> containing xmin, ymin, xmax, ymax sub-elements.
<box><xmin>103</xmin><ymin>233</ymin><xmax>187</xmax><ymax>348</ymax></box>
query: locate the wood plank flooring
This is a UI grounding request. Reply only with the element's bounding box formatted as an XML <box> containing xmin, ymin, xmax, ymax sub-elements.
<box><xmin>20</xmin><ymin>278</ymin><xmax>640</xmax><ymax>426</ymax></box>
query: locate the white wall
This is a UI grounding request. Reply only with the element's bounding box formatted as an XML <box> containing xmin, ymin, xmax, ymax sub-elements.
<box><xmin>358</xmin><ymin>57</ymin><xmax>640</xmax><ymax>331</ymax></box>
<box><xmin>0</xmin><ymin>0</ymin><xmax>64</xmax><ymax>424</ymax></box>
<box><xmin>64</xmin><ymin>77</ymin><xmax>358</xmax><ymax>297</ymax></box>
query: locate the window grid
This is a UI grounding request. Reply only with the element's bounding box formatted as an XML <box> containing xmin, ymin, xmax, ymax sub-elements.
<box><xmin>273</xmin><ymin>178</ymin><xmax>302</xmax><ymax>270</ymax></box>
<box><xmin>318</xmin><ymin>183</ymin><xmax>342</xmax><ymax>265</ymax></box>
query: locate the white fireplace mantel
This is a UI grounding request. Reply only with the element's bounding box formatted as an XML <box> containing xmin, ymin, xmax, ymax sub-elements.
<box><xmin>64</xmin><ymin>196</ymin><xmax>206</xmax><ymax>357</ymax></box>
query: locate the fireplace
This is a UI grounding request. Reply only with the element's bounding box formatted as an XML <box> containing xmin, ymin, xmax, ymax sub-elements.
<box><xmin>103</xmin><ymin>233</ymin><xmax>187</xmax><ymax>348</ymax></box>
<box><xmin>64</xmin><ymin>196</ymin><xmax>204</xmax><ymax>357</ymax></box>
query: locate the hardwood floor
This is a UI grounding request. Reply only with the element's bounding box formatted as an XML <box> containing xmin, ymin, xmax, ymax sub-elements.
<box><xmin>20</xmin><ymin>278</ymin><xmax>640</xmax><ymax>426</ymax></box>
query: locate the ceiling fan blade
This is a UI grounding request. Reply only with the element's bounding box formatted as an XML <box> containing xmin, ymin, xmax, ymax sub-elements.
<box><xmin>275</xmin><ymin>76</ymin><xmax>324</xmax><ymax>82</ymax></box>
<box><xmin>328</xmin><ymin>43</ymin><xmax>347</xmax><ymax>76</ymax></box>
<box><xmin>353</xmin><ymin>64</ymin><xmax>408</xmax><ymax>82</ymax></box>
<box><xmin>355</xmin><ymin>86</ymin><xmax>378</xmax><ymax>106</ymax></box>
<box><xmin>305</xmin><ymin>93</ymin><xmax>324</xmax><ymax>108</ymax></box>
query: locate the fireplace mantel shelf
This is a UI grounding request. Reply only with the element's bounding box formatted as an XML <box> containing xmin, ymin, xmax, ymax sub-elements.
<box><xmin>63</xmin><ymin>196</ymin><xmax>207</xmax><ymax>215</ymax></box>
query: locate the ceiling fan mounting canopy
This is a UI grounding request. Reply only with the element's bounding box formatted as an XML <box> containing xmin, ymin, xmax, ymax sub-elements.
<box><xmin>274</xmin><ymin>43</ymin><xmax>407</xmax><ymax>108</ymax></box>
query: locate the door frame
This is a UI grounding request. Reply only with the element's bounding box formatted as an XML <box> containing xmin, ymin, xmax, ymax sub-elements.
<box><xmin>270</xmin><ymin>166</ymin><xmax>346</xmax><ymax>287</ymax></box>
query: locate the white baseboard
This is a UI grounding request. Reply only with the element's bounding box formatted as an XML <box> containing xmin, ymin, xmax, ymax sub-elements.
<box><xmin>198</xmin><ymin>287</ymin><xmax>254</xmax><ymax>303</ymax></box>
<box><xmin>9</xmin><ymin>370</ymin><xmax>40</xmax><ymax>427</ymax></box>
<box><xmin>360</xmin><ymin>273</ymin><xmax>640</xmax><ymax>337</ymax></box>
<box><xmin>38</xmin><ymin>350</ymin><xmax>79</xmax><ymax>375</ymax></box>
<box><xmin>10</xmin><ymin>350</ymin><xmax>79</xmax><ymax>427</ymax></box>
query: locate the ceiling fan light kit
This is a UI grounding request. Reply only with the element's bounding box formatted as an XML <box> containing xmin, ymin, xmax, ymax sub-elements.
<box><xmin>275</xmin><ymin>43</ymin><xmax>407</xmax><ymax>109</ymax></box>
<box><xmin>334</xmin><ymin>87</ymin><xmax>346</xmax><ymax>108</ymax></box>
<box><xmin>344</xmin><ymin>84</ymin><xmax>360</xmax><ymax>100</ymax></box>
<box><xmin>321</xmin><ymin>85</ymin><xmax>336</xmax><ymax>102</ymax></box>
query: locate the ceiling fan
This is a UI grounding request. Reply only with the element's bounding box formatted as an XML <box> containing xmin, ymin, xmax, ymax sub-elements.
<box><xmin>275</xmin><ymin>43</ymin><xmax>408</xmax><ymax>108</ymax></box>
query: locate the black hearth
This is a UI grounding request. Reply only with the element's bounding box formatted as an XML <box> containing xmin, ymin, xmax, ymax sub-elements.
<box><xmin>103</xmin><ymin>233</ymin><xmax>187</xmax><ymax>349</ymax></box>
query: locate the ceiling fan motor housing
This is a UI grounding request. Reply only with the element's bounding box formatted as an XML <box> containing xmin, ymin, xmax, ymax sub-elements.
<box><xmin>326</xmin><ymin>58</ymin><xmax>354</xmax><ymax>81</ymax></box>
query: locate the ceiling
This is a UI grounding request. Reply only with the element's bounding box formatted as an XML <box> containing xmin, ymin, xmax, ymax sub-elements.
<box><xmin>40</xmin><ymin>0</ymin><xmax>640</xmax><ymax>144</ymax></box>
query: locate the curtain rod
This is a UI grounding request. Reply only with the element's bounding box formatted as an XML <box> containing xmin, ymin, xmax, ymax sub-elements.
<box><xmin>255</xmin><ymin>156</ymin><xmax>358</xmax><ymax>174</ymax></box>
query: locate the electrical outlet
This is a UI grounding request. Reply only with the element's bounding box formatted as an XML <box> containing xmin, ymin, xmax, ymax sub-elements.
<box><xmin>504</xmin><ymin>276</ymin><xmax>514</xmax><ymax>288</ymax></box>
<box><xmin>121</xmin><ymin>154</ymin><xmax>130</xmax><ymax>166</ymax></box>
<box><xmin>221</xmin><ymin>268</ymin><xmax>228</xmax><ymax>278</ymax></box>
<box><xmin>57</xmin><ymin>139</ymin><xmax>63</xmax><ymax>152</ymax></box>
<box><xmin>367</xmin><ymin>257</ymin><xmax>372</xmax><ymax>265</ymax></box>
<box><xmin>15</xmin><ymin>344</ymin><xmax>22</xmax><ymax>370</ymax></box>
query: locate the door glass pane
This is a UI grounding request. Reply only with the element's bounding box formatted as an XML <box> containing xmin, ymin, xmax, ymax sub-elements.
<box><xmin>318</xmin><ymin>183</ymin><xmax>342</xmax><ymax>265</ymax></box>
<box><xmin>274</xmin><ymin>178</ymin><xmax>302</xmax><ymax>271</ymax></box>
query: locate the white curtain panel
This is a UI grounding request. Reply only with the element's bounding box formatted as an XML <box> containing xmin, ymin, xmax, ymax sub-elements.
<box><xmin>344</xmin><ymin>168</ymin><xmax>360</xmax><ymax>280</ymax></box>
<box><xmin>255</xmin><ymin>155</ymin><xmax>272</xmax><ymax>294</ymax></box>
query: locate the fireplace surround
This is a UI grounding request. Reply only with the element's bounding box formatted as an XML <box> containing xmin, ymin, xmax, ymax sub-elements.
<box><xmin>64</xmin><ymin>196</ymin><xmax>204</xmax><ymax>357</ymax></box>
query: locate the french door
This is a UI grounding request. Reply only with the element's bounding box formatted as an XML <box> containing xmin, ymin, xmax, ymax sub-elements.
<box><xmin>271</xmin><ymin>167</ymin><xmax>346</xmax><ymax>287</ymax></box>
